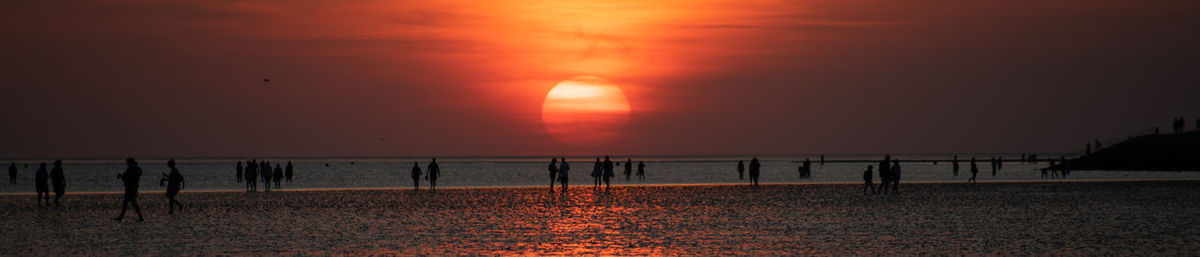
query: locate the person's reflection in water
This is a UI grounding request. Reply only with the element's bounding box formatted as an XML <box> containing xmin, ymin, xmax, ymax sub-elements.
<box><xmin>160</xmin><ymin>159</ymin><xmax>185</xmax><ymax>214</ymax></box>
<box><xmin>114</xmin><ymin>158</ymin><xmax>145</xmax><ymax>222</ymax></box>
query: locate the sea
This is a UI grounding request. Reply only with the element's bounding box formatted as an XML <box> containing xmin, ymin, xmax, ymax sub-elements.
<box><xmin>3</xmin><ymin>154</ymin><xmax>1198</xmax><ymax>193</ymax></box>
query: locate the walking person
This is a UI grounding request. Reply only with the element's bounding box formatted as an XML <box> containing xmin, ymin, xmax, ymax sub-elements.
<box><xmin>113</xmin><ymin>158</ymin><xmax>145</xmax><ymax>222</ymax></box>
<box><xmin>261</xmin><ymin>161</ymin><xmax>273</xmax><ymax>192</ymax></box>
<box><xmin>548</xmin><ymin>158</ymin><xmax>558</xmax><ymax>190</ymax></box>
<box><xmin>602</xmin><ymin>156</ymin><xmax>614</xmax><ymax>190</ymax></box>
<box><xmin>50</xmin><ymin>160</ymin><xmax>65</xmax><ymax>206</ymax></box>
<box><xmin>245</xmin><ymin>159</ymin><xmax>258</xmax><ymax>192</ymax></box>
<box><xmin>35</xmin><ymin>162</ymin><xmax>49</xmax><ymax>206</ymax></box>
<box><xmin>591</xmin><ymin>158</ymin><xmax>602</xmax><ymax>189</ymax></box>
<box><xmin>410</xmin><ymin>162</ymin><xmax>422</xmax><ymax>190</ymax></box>
<box><xmin>748</xmin><ymin>158</ymin><xmax>761</xmax><ymax>186</ymax></box>
<box><xmin>273</xmin><ymin>164</ymin><xmax>283</xmax><ymax>188</ymax></box>
<box><xmin>9</xmin><ymin>162</ymin><xmax>17</xmax><ymax>185</ymax></box>
<box><xmin>862</xmin><ymin>165</ymin><xmax>876</xmax><ymax>195</ymax></box>
<box><xmin>159</xmin><ymin>159</ymin><xmax>185</xmax><ymax>214</ymax></box>
<box><xmin>285</xmin><ymin>161</ymin><xmax>294</xmax><ymax>182</ymax></box>
<box><xmin>877</xmin><ymin>159</ymin><xmax>890</xmax><ymax>194</ymax></box>
<box><xmin>426</xmin><ymin>158</ymin><xmax>440</xmax><ymax>191</ymax></box>
<box><xmin>969</xmin><ymin>158</ymin><xmax>979</xmax><ymax>184</ymax></box>
<box><xmin>624</xmin><ymin>158</ymin><xmax>632</xmax><ymax>181</ymax></box>
<box><xmin>637</xmin><ymin>161</ymin><xmax>646</xmax><ymax>181</ymax></box>
<box><xmin>890</xmin><ymin>160</ymin><xmax>901</xmax><ymax>194</ymax></box>
<box><xmin>737</xmin><ymin>160</ymin><xmax>745</xmax><ymax>180</ymax></box>
<box><xmin>558</xmin><ymin>158</ymin><xmax>570</xmax><ymax>191</ymax></box>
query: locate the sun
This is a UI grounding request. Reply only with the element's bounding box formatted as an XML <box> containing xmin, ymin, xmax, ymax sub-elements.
<box><xmin>541</xmin><ymin>76</ymin><xmax>631</xmax><ymax>145</ymax></box>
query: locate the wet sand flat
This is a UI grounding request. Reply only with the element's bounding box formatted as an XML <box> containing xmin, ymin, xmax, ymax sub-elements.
<box><xmin>2</xmin><ymin>181</ymin><xmax>1200</xmax><ymax>255</ymax></box>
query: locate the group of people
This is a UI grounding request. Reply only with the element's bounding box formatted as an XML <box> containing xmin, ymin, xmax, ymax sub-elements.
<box><xmin>408</xmin><ymin>158</ymin><xmax>440</xmax><ymax>190</ymax></box>
<box><xmin>736</xmin><ymin>158</ymin><xmax>763</xmax><ymax>186</ymax></box>
<box><xmin>1041</xmin><ymin>157</ymin><xmax>1072</xmax><ymax>179</ymax></box>
<box><xmin>112</xmin><ymin>158</ymin><xmax>187</xmax><ymax>222</ymax></box>
<box><xmin>548</xmin><ymin>156</ymin><xmax>646</xmax><ymax>191</ymax></box>
<box><xmin>796</xmin><ymin>159</ymin><xmax>813</xmax><ymax>179</ymax></box>
<box><xmin>30</xmin><ymin>160</ymin><xmax>66</xmax><ymax>206</ymax></box>
<box><xmin>1171</xmin><ymin>116</ymin><xmax>1196</xmax><ymax>133</ymax></box>
<box><xmin>235</xmin><ymin>160</ymin><xmax>293</xmax><ymax>192</ymax></box>
<box><xmin>862</xmin><ymin>156</ymin><xmax>902</xmax><ymax>194</ymax></box>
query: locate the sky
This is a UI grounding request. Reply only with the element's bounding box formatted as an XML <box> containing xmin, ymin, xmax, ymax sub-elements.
<box><xmin>2</xmin><ymin>0</ymin><xmax>1199</xmax><ymax>159</ymax></box>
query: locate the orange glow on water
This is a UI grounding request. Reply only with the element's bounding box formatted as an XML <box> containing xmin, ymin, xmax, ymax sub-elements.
<box><xmin>542</xmin><ymin>76</ymin><xmax>631</xmax><ymax>145</ymax></box>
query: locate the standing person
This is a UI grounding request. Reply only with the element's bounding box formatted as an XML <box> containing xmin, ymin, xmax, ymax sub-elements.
<box><xmin>862</xmin><ymin>165</ymin><xmax>875</xmax><ymax>195</ymax></box>
<box><xmin>602</xmin><ymin>156</ymin><xmax>614</xmax><ymax>190</ymax></box>
<box><xmin>820</xmin><ymin>154</ymin><xmax>825</xmax><ymax>166</ymax></box>
<box><xmin>591</xmin><ymin>158</ymin><xmax>602</xmax><ymax>189</ymax></box>
<box><xmin>285</xmin><ymin>161</ymin><xmax>294</xmax><ymax>182</ymax></box>
<box><xmin>113</xmin><ymin>158</ymin><xmax>145</xmax><ymax>222</ymax></box>
<box><xmin>877</xmin><ymin>158</ymin><xmax>891</xmax><ymax>194</ymax></box>
<box><xmin>558</xmin><ymin>158</ymin><xmax>570</xmax><ymax>191</ymax></box>
<box><xmin>410</xmin><ymin>162</ymin><xmax>422</xmax><ymax>190</ymax></box>
<box><xmin>547</xmin><ymin>158</ymin><xmax>558</xmax><ymax>190</ymax></box>
<box><xmin>890</xmin><ymin>160</ymin><xmax>901</xmax><ymax>194</ymax></box>
<box><xmin>748</xmin><ymin>158</ymin><xmax>761</xmax><ymax>186</ymax></box>
<box><xmin>35</xmin><ymin>162</ymin><xmax>49</xmax><ymax>206</ymax></box>
<box><xmin>272</xmin><ymin>164</ymin><xmax>283</xmax><ymax>188</ymax></box>
<box><xmin>9</xmin><ymin>162</ymin><xmax>17</xmax><ymax>185</ymax></box>
<box><xmin>952</xmin><ymin>155</ymin><xmax>960</xmax><ymax>176</ymax></box>
<box><xmin>261</xmin><ymin>161</ymin><xmax>273</xmax><ymax>192</ymax></box>
<box><xmin>969</xmin><ymin>158</ymin><xmax>979</xmax><ymax>184</ymax></box>
<box><xmin>737</xmin><ymin>160</ymin><xmax>745</xmax><ymax>180</ymax></box>
<box><xmin>803</xmin><ymin>159</ymin><xmax>812</xmax><ymax>178</ymax></box>
<box><xmin>236</xmin><ymin>161</ymin><xmax>243</xmax><ymax>183</ymax></box>
<box><xmin>624</xmin><ymin>158</ymin><xmax>633</xmax><ymax>181</ymax></box>
<box><xmin>50</xmin><ymin>160</ymin><xmax>65</xmax><ymax>206</ymax></box>
<box><xmin>637</xmin><ymin>161</ymin><xmax>646</xmax><ymax>181</ymax></box>
<box><xmin>990</xmin><ymin>157</ymin><xmax>997</xmax><ymax>176</ymax></box>
<box><xmin>159</xmin><ymin>159</ymin><xmax>185</xmax><ymax>214</ymax></box>
<box><xmin>245</xmin><ymin>159</ymin><xmax>258</xmax><ymax>192</ymax></box>
<box><xmin>426</xmin><ymin>158</ymin><xmax>440</xmax><ymax>191</ymax></box>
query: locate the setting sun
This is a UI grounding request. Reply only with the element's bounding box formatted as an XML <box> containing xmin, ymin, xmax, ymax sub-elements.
<box><xmin>542</xmin><ymin>76</ymin><xmax>631</xmax><ymax>145</ymax></box>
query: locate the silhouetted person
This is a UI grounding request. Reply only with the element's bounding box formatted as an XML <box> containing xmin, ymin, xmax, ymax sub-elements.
<box><xmin>969</xmin><ymin>158</ymin><xmax>979</xmax><ymax>184</ymax></box>
<box><xmin>952</xmin><ymin>155</ymin><xmax>960</xmax><ymax>176</ymax></box>
<box><xmin>8</xmin><ymin>162</ymin><xmax>16</xmax><ymax>185</ymax></box>
<box><xmin>548</xmin><ymin>158</ymin><xmax>558</xmax><ymax>190</ymax></box>
<box><xmin>261</xmin><ymin>161</ymin><xmax>273</xmax><ymax>192</ymax></box>
<box><xmin>878</xmin><ymin>157</ymin><xmax>891</xmax><ymax>194</ymax></box>
<box><xmin>236</xmin><ymin>161</ymin><xmax>243</xmax><ymax>183</ymax></box>
<box><xmin>862</xmin><ymin>165</ymin><xmax>875</xmax><ymax>195</ymax></box>
<box><xmin>114</xmin><ymin>158</ymin><xmax>145</xmax><ymax>222</ymax></box>
<box><xmin>737</xmin><ymin>160</ymin><xmax>745</xmax><ymax>180</ymax></box>
<box><xmin>245</xmin><ymin>159</ymin><xmax>258</xmax><ymax>192</ymax></box>
<box><xmin>591</xmin><ymin>158</ymin><xmax>602</xmax><ymax>189</ymax></box>
<box><xmin>410</xmin><ymin>162</ymin><xmax>422</xmax><ymax>190</ymax></box>
<box><xmin>559</xmin><ymin>158</ymin><xmax>569</xmax><ymax>191</ymax></box>
<box><xmin>160</xmin><ymin>159</ymin><xmax>185</xmax><ymax>214</ymax></box>
<box><xmin>820</xmin><ymin>154</ymin><xmax>825</xmax><ymax>166</ymax></box>
<box><xmin>637</xmin><ymin>161</ymin><xmax>645</xmax><ymax>181</ymax></box>
<box><xmin>748</xmin><ymin>158</ymin><xmax>761</xmax><ymax>186</ymax></box>
<box><xmin>1061</xmin><ymin>156</ymin><xmax>1071</xmax><ymax>178</ymax></box>
<box><xmin>802</xmin><ymin>158</ymin><xmax>812</xmax><ymax>178</ymax></box>
<box><xmin>273</xmin><ymin>164</ymin><xmax>283</xmax><ymax>188</ymax></box>
<box><xmin>997</xmin><ymin>156</ymin><xmax>1003</xmax><ymax>170</ymax></box>
<box><xmin>285</xmin><ymin>161</ymin><xmax>294</xmax><ymax>182</ymax></box>
<box><xmin>35</xmin><ymin>162</ymin><xmax>49</xmax><ymax>206</ymax></box>
<box><xmin>602</xmin><ymin>156</ymin><xmax>614</xmax><ymax>189</ymax></box>
<box><xmin>624</xmin><ymin>158</ymin><xmax>633</xmax><ymax>181</ymax></box>
<box><xmin>426</xmin><ymin>158</ymin><xmax>440</xmax><ymax>191</ymax></box>
<box><xmin>990</xmin><ymin>157</ymin><xmax>997</xmax><ymax>176</ymax></box>
<box><xmin>51</xmin><ymin>160</ymin><xmax>65</xmax><ymax>206</ymax></box>
<box><xmin>890</xmin><ymin>160</ymin><xmax>901</xmax><ymax>194</ymax></box>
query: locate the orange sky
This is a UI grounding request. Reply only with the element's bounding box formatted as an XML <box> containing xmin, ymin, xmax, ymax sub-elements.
<box><xmin>1</xmin><ymin>0</ymin><xmax>1199</xmax><ymax>158</ymax></box>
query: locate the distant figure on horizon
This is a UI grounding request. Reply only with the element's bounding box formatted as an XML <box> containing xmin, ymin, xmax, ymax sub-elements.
<box><xmin>51</xmin><ymin>160</ymin><xmax>65</xmax><ymax>206</ymax></box>
<box><xmin>548</xmin><ymin>158</ymin><xmax>558</xmax><ymax>190</ymax></box>
<box><xmin>35</xmin><ymin>162</ymin><xmax>49</xmax><ymax>206</ymax></box>
<box><xmin>114</xmin><ymin>158</ymin><xmax>145</xmax><ymax>222</ymax></box>
<box><xmin>952</xmin><ymin>155</ymin><xmax>960</xmax><ymax>176</ymax></box>
<box><xmin>272</xmin><ymin>164</ymin><xmax>283</xmax><ymax>188</ymax></box>
<box><xmin>602</xmin><ymin>156</ymin><xmax>614</xmax><ymax>190</ymax></box>
<box><xmin>236</xmin><ymin>161</ymin><xmax>243</xmax><ymax>183</ymax></box>
<box><xmin>558</xmin><ymin>158</ymin><xmax>569</xmax><ymax>191</ymax></box>
<box><xmin>637</xmin><ymin>161</ymin><xmax>646</xmax><ymax>181</ymax></box>
<box><xmin>748</xmin><ymin>158</ymin><xmax>761</xmax><ymax>186</ymax></box>
<box><xmin>410</xmin><ymin>162</ymin><xmax>422</xmax><ymax>190</ymax></box>
<box><xmin>261</xmin><ymin>161</ymin><xmax>273</xmax><ymax>192</ymax></box>
<box><xmin>9</xmin><ymin>162</ymin><xmax>17</xmax><ymax>185</ymax></box>
<box><xmin>737</xmin><ymin>160</ymin><xmax>745</xmax><ymax>180</ymax></box>
<box><xmin>862</xmin><ymin>165</ymin><xmax>875</xmax><ymax>195</ymax></box>
<box><xmin>285</xmin><ymin>161</ymin><xmax>294</xmax><ymax>182</ymax></box>
<box><xmin>159</xmin><ymin>159</ymin><xmax>185</xmax><ymax>214</ymax></box>
<box><xmin>426</xmin><ymin>158</ymin><xmax>440</xmax><ymax>191</ymax></box>
<box><xmin>820</xmin><ymin>154</ymin><xmax>825</xmax><ymax>166</ymax></box>
<box><xmin>890</xmin><ymin>160</ymin><xmax>901</xmax><ymax>194</ymax></box>
<box><xmin>624</xmin><ymin>158</ymin><xmax>633</xmax><ymax>181</ymax></box>
<box><xmin>591</xmin><ymin>158</ymin><xmax>602</xmax><ymax>189</ymax></box>
<box><xmin>969</xmin><ymin>158</ymin><xmax>979</xmax><ymax>184</ymax></box>
<box><xmin>990</xmin><ymin>157</ymin><xmax>997</xmax><ymax>176</ymax></box>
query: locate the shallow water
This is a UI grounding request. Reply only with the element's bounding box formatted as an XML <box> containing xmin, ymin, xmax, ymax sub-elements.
<box><xmin>2</xmin><ymin>182</ymin><xmax>1199</xmax><ymax>255</ymax></box>
<box><xmin>3</xmin><ymin>155</ymin><xmax>1199</xmax><ymax>193</ymax></box>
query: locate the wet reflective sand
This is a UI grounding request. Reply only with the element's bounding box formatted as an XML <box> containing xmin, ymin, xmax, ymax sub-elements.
<box><xmin>2</xmin><ymin>181</ymin><xmax>1199</xmax><ymax>255</ymax></box>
